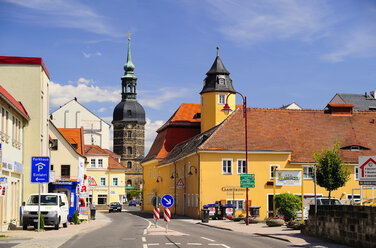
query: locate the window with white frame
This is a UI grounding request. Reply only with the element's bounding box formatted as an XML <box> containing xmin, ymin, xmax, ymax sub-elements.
<box><xmin>354</xmin><ymin>166</ymin><xmax>359</xmax><ymax>180</ymax></box>
<box><xmin>226</xmin><ymin>199</ymin><xmax>245</xmax><ymax>210</ymax></box>
<box><xmin>222</xmin><ymin>159</ymin><xmax>233</xmax><ymax>174</ymax></box>
<box><xmin>100</xmin><ymin>177</ymin><xmax>106</xmax><ymax>186</ymax></box>
<box><xmin>98</xmin><ymin>194</ymin><xmax>107</xmax><ymax>205</ymax></box>
<box><xmin>191</xmin><ymin>194</ymin><xmax>194</xmax><ymax>207</ymax></box>
<box><xmin>303</xmin><ymin>165</ymin><xmax>314</xmax><ymax>179</ymax></box>
<box><xmin>237</xmin><ymin>159</ymin><xmax>246</xmax><ymax>174</ymax></box>
<box><xmin>196</xmin><ymin>194</ymin><xmax>199</xmax><ymax>208</ymax></box>
<box><xmin>218</xmin><ymin>94</ymin><xmax>226</xmax><ymax>105</ymax></box>
<box><xmin>90</xmin><ymin>159</ymin><xmax>96</xmax><ymax>168</ymax></box>
<box><xmin>153</xmin><ymin>167</ymin><xmax>156</xmax><ymax>178</ymax></box>
<box><xmin>270</xmin><ymin>164</ymin><xmax>280</xmax><ymax>179</ymax></box>
<box><xmin>149</xmin><ymin>167</ymin><xmax>151</xmax><ymax>178</ymax></box>
<box><xmin>176</xmin><ymin>194</ymin><xmax>179</xmax><ymax>206</ymax></box>
<box><xmin>187</xmin><ymin>193</ymin><xmax>190</xmax><ymax>207</ymax></box>
<box><xmin>112</xmin><ymin>177</ymin><xmax>118</xmax><ymax>186</ymax></box>
<box><xmin>98</xmin><ymin>159</ymin><xmax>103</xmax><ymax>168</ymax></box>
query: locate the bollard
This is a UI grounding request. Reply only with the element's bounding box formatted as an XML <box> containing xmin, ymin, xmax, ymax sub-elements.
<box><xmin>164</xmin><ymin>208</ymin><xmax>171</xmax><ymax>233</ymax></box>
<box><xmin>153</xmin><ymin>207</ymin><xmax>160</xmax><ymax>227</ymax></box>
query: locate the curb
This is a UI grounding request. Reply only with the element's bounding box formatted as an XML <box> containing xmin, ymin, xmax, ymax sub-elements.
<box><xmin>254</xmin><ymin>233</ymin><xmax>290</xmax><ymax>243</ymax></box>
<box><xmin>196</xmin><ymin>222</ymin><xmax>233</xmax><ymax>231</ymax></box>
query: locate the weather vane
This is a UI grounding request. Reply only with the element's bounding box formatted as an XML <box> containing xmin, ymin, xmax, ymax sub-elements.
<box><xmin>126</xmin><ymin>33</ymin><xmax>131</xmax><ymax>41</ymax></box>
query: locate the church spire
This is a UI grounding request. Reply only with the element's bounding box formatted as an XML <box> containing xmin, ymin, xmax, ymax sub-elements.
<box><xmin>123</xmin><ymin>37</ymin><xmax>136</xmax><ymax>79</ymax></box>
<box><xmin>121</xmin><ymin>36</ymin><xmax>137</xmax><ymax>101</ymax></box>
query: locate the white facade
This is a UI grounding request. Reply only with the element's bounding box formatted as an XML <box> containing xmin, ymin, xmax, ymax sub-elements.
<box><xmin>0</xmin><ymin>87</ymin><xmax>29</xmax><ymax>230</ymax></box>
<box><xmin>51</xmin><ymin>99</ymin><xmax>110</xmax><ymax>149</ymax></box>
<box><xmin>0</xmin><ymin>58</ymin><xmax>50</xmax><ymax>201</ymax></box>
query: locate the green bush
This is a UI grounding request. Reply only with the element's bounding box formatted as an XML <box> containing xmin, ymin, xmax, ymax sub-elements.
<box><xmin>39</xmin><ymin>212</ymin><xmax>45</xmax><ymax>230</ymax></box>
<box><xmin>72</xmin><ymin>210</ymin><xmax>80</xmax><ymax>225</ymax></box>
<box><xmin>275</xmin><ymin>193</ymin><xmax>301</xmax><ymax>221</ymax></box>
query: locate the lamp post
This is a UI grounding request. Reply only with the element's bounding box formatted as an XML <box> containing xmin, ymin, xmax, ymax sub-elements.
<box><xmin>221</xmin><ymin>91</ymin><xmax>249</xmax><ymax>225</ymax></box>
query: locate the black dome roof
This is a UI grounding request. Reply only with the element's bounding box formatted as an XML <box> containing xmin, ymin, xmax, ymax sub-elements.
<box><xmin>112</xmin><ymin>100</ymin><xmax>146</xmax><ymax>124</ymax></box>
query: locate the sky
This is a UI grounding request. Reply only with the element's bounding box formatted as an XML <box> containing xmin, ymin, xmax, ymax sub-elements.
<box><xmin>1</xmin><ymin>0</ymin><xmax>376</xmax><ymax>153</ymax></box>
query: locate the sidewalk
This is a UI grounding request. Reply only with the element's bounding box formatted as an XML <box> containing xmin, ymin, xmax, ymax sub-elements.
<box><xmin>197</xmin><ymin>219</ymin><xmax>349</xmax><ymax>247</ymax></box>
<box><xmin>0</xmin><ymin>211</ymin><xmax>111</xmax><ymax>248</ymax></box>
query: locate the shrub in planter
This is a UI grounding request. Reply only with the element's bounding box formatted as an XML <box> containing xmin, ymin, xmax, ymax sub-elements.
<box><xmin>72</xmin><ymin>210</ymin><xmax>80</xmax><ymax>225</ymax></box>
<box><xmin>275</xmin><ymin>193</ymin><xmax>301</xmax><ymax>222</ymax></box>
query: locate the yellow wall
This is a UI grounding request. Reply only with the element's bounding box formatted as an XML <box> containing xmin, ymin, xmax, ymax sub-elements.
<box><xmin>201</xmin><ymin>92</ymin><xmax>235</xmax><ymax>132</ymax></box>
<box><xmin>142</xmin><ymin>150</ymin><xmax>366</xmax><ymax>220</ymax></box>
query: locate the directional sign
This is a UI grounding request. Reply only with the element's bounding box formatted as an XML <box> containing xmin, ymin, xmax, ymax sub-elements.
<box><xmin>31</xmin><ymin>157</ymin><xmax>50</xmax><ymax>183</ymax></box>
<box><xmin>240</xmin><ymin>174</ymin><xmax>255</xmax><ymax>188</ymax></box>
<box><xmin>161</xmin><ymin>194</ymin><xmax>174</xmax><ymax>208</ymax></box>
<box><xmin>151</xmin><ymin>196</ymin><xmax>161</xmax><ymax>207</ymax></box>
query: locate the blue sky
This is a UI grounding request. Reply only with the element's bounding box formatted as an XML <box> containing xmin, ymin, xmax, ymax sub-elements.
<box><xmin>1</xmin><ymin>0</ymin><xmax>376</xmax><ymax>151</ymax></box>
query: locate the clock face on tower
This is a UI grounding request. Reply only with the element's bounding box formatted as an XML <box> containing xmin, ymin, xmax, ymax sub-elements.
<box><xmin>219</xmin><ymin>78</ymin><xmax>225</xmax><ymax>85</ymax></box>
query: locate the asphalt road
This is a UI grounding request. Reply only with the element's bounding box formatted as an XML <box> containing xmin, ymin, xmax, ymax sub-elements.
<box><xmin>61</xmin><ymin>207</ymin><xmax>290</xmax><ymax>248</ymax></box>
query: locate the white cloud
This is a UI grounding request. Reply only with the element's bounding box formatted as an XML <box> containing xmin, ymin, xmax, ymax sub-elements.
<box><xmin>50</xmin><ymin>81</ymin><xmax>120</xmax><ymax>107</ymax></box>
<box><xmin>145</xmin><ymin>118</ymin><xmax>164</xmax><ymax>152</ymax></box>
<box><xmin>81</xmin><ymin>51</ymin><xmax>102</xmax><ymax>59</ymax></box>
<box><xmin>205</xmin><ymin>0</ymin><xmax>333</xmax><ymax>44</ymax></box>
<box><xmin>77</xmin><ymin>77</ymin><xmax>91</xmax><ymax>84</ymax></box>
<box><xmin>97</xmin><ymin>107</ymin><xmax>106</xmax><ymax>113</ymax></box>
<box><xmin>321</xmin><ymin>28</ymin><xmax>376</xmax><ymax>63</ymax></box>
<box><xmin>139</xmin><ymin>88</ymin><xmax>190</xmax><ymax>110</ymax></box>
<box><xmin>5</xmin><ymin>0</ymin><xmax>121</xmax><ymax>37</ymax></box>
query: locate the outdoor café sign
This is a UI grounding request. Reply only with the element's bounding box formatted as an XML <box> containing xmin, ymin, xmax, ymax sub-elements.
<box><xmin>275</xmin><ymin>170</ymin><xmax>302</xmax><ymax>186</ymax></box>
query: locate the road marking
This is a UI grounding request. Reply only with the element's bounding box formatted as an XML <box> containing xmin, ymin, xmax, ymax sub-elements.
<box><xmin>166</xmin><ymin>243</ymin><xmax>181</xmax><ymax>245</ymax></box>
<box><xmin>143</xmin><ymin>244</ymin><xmax>148</xmax><ymax>248</ymax></box>
<box><xmin>142</xmin><ymin>237</ymin><xmax>146</xmax><ymax>242</ymax></box>
<box><xmin>148</xmin><ymin>244</ymin><xmax>159</xmax><ymax>246</ymax></box>
<box><xmin>187</xmin><ymin>243</ymin><xmax>202</xmax><ymax>245</ymax></box>
<box><xmin>208</xmin><ymin>244</ymin><xmax>231</xmax><ymax>248</ymax></box>
<box><xmin>201</xmin><ymin>237</ymin><xmax>215</xmax><ymax>242</ymax></box>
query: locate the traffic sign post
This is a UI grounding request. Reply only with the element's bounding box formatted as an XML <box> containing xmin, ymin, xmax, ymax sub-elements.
<box><xmin>240</xmin><ymin>174</ymin><xmax>255</xmax><ymax>188</ymax></box>
<box><xmin>31</xmin><ymin>156</ymin><xmax>50</xmax><ymax>232</ymax></box>
<box><xmin>164</xmin><ymin>208</ymin><xmax>171</xmax><ymax>233</ymax></box>
<box><xmin>153</xmin><ymin>207</ymin><xmax>160</xmax><ymax>227</ymax></box>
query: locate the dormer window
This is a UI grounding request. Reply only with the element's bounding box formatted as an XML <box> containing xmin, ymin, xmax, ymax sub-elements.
<box><xmin>217</xmin><ymin>75</ymin><xmax>226</xmax><ymax>85</ymax></box>
<box><xmin>340</xmin><ymin>145</ymin><xmax>370</xmax><ymax>151</ymax></box>
<box><xmin>127</xmin><ymin>110</ymin><xmax>132</xmax><ymax>117</ymax></box>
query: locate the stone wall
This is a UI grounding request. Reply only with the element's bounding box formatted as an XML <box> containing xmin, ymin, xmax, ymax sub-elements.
<box><xmin>303</xmin><ymin>205</ymin><xmax>376</xmax><ymax>247</ymax></box>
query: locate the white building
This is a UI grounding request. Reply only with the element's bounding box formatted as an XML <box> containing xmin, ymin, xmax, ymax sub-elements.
<box><xmin>51</xmin><ymin>99</ymin><xmax>110</xmax><ymax>149</ymax></box>
<box><xmin>0</xmin><ymin>56</ymin><xmax>50</xmax><ymax>201</ymax></box>
<box><xmin>0</xmin><ymin>85</ymin><xmax>30</xmax><ymax>230</ymax></box>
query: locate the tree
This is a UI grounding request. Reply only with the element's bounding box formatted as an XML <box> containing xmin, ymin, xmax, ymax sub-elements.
<box><xmin>313</xmin><ymin>142</ymin><xmax>350</xmax><ymax>200</ymax></box>
<box><xmin>275</xmin><ymin>193</ymin><xmax>301</xmax><ymax>221</ymax></box>
<box><xmin>127</xmin><ymin>189</ymin><xmax>142</xmax><ymax>200</ymax></box>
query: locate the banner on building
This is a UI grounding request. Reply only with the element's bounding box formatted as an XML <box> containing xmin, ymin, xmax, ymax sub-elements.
<box><xmin>275</xmin><ymin>170</ymin><xmax>302</xmax><ymax>186</ymax></box>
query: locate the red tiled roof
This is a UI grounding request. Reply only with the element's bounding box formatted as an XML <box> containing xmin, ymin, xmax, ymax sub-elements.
<box><xmin>85</xmin><ymin>145</ymin><xmax>125</xmax><ymax>169</ymax></box>
<box><xmin>0</xmin><ymin>56</ymin><xmax>50</xmax><ymax>79</ymax></box>
<box><xmin>0</xmin><ymin>86</ymin><xmax>30</xmax><ymax>120</ymax></box>
<box><xmin>200</xmin><ymin>108</ymin><xmax>376</xmax><ymax>163</ymax></box>
<box><xmin>59</xmin><ymin>128</ymin><xmax>85</xmax><ymax>156</ymax></box>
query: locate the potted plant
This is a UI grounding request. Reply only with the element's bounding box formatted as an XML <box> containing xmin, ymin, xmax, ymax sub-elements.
<box><xmin>231</xmin><ymin>214</ymin><xmax>244</xmax><ymax>222</ymax></box>
<box><xmin>266</xmin><ymin>216</ymin><xmax>285</xmax><ymax>227</ymax></box>
<box><xmin>286</xmin><ymin>220</ymin><xmax>305</xmax><ymax>230</ymax></box>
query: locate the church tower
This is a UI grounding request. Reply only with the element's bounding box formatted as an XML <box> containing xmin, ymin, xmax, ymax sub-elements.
<box><xmin>200</xmin><ymin>47</ymin><xmax>236</xmax><ymax>132</ymax></box>
<box><xmin>112</xmin><ymin>37</ymin><xmax>145</xmax><ymax>193</ymax></box>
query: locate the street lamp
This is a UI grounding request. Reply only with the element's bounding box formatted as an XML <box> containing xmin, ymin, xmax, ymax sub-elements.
<box><xmin>221</xmin><ymin>91</ymin><xmax>249</xmax><ymax>225</ymax></box>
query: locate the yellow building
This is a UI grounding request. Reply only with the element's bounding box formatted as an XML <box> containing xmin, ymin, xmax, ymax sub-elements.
<box><xmin>0</xmin><ymin>56</ymin><xmax>50</xmax><ymax>200</ymax></box>
<box><xmin>142</xmin><ymin>50</ymin><xmax>376</xmax><ymax>219</ymax></box>
<box><xmin>85</xmin><ymin>145</ymin><xmax>127</xmax><ymax>208</ymax></box>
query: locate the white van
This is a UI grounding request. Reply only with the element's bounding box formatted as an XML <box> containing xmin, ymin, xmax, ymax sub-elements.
<box><xmin>22</xmin><ymin>193</ymin><xmax>69</xmax><ymax>230</ymax></box>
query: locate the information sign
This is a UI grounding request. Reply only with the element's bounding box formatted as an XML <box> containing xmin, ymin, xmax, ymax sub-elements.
<box><xmin>275</xmin><ymin>170</ymin><xmax>302</xmax><ymax>186</ymax></box>
<box><xmin>31</xmin><ymin>157</ymin><xmax>50</xmax><ymax>183</ymax></box>
<box><xmin>359</xmin><ymin>156</ymin><xmax>376</xmax><ymax>185</ymax></box>
<box><xmin>240</xmin><ymin>174</ymin><xmax>255</xmax><ymax>188</ymax></box>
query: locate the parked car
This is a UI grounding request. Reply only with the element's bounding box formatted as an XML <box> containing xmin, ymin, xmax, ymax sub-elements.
<box><xmin>298</xmin><ymin>197</ymin><xmax>342</xmax><ymax>220</ymax></box>
<box><xmin>129</xmin><ymin>200</ymin><xmax>137</xmax><ymax>206</ymax></box>
<box><xmin>22</xmin><ymin>193</ymin><xmax>69</xmax><ymax>230</ymax></box>
<box><xmin>109</xmin><ymin>202</ymin><xmax>122</xmax><ymax>212</ymax></box>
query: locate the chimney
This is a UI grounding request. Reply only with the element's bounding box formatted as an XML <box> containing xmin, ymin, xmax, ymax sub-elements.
<box><xmin>369</xmin><ymin>91</ymin><xmax>376</xmax><ymax>99</ymax></box>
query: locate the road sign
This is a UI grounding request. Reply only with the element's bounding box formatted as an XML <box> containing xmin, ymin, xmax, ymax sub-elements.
<box><xmin>31</xmin><ymin>157</ymin><xmax>50</xmax><ymax>183</ymax></box>
<box><xmin>151</xmin><ymin>196</ymin><xmax>161</xmax><ymax>207</ymax></box>
<box><xmin>359</xmin><ymin>156</ymin><xmax>376</xmax><ymax>184</ymax></box>
<box><xmin>240</xmin><ymin>174</ymin><xmax>255</xmax><ymax>188</ymax></box>
<box><xmin>176</xmin><ymin>178</ymin><xmax>184</xmax><ymax>189</ymax></box>
<box><xmin>161</xmin><ymin>194</ymin><xmax>174</xmax><ymax>208</ymax></box>
<box><xmin>88</xmin><ymin>176</ymin><xmax>97</xmax><ymax>187</ymax></box>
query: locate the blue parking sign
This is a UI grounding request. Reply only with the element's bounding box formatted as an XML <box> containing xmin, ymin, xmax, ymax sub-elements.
<box><xmin>31</xmin><ymin>157</ymin><xmax>50</xmax><ymax>183</ymax></box>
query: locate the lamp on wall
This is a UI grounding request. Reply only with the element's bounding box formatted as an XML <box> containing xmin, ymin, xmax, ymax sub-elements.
<box><xmin>188</xmin><ymin>166</ymin><xmax>197</xmax><ymax>176</ymax></box>
<box><xmin>170</xmin><ymin>172</ymin><xmax>178</xmax><ymax>179</ymax></box>
<box><xmin>156</xmin><ymin>176</ymin><xmax>163</xmax><ymax>183</ymax></box>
